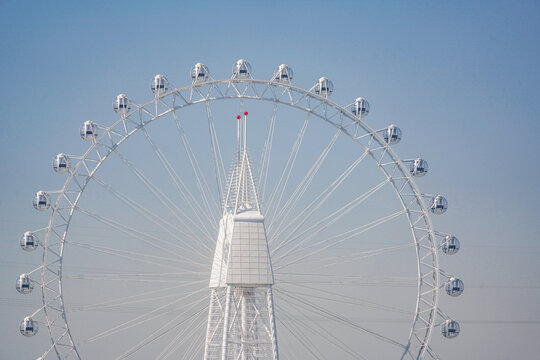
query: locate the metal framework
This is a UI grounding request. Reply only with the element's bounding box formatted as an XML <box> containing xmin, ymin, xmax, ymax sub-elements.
<box><xmin>17</xmin><ymin>65</ymin><xmax>462</xmax><ymax>359</ymax></box>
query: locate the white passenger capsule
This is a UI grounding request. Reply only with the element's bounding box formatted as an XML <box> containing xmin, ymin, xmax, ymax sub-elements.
<box><xmin>441</xmin><ymin>319</ymin><xmax>460</xmax><ymax>338</ymax></box>
<box><xmin>351</xmin><ymin>97</ymin><xmax>370</xmax><ymax>117</ymax></box>
<box><xmin>313</xmin><ymin>77</ymin><xmax>334</xmax><ymax>97</ymax></box>
<box><xmin>80</xmin><ymin>120</ymin><xmax>97</xmax><ymax>141</ymax></box>
<box><xmin>191</xmin><ymin>62</ymin><xmax>210</xmax><ymax>83</ymax></box>
<box><xmin>20</xmin><ymin>316</ymin><xmax>38</xmax><ymax>337</ymax></box>
<box><xmin>33</xmin><ymin>191</ymin><xmax>50</xmax><ymax>211</ymax></box>
<box><xmin>274</xmin><ymin>64</ymin><xmax>293</xmax><ymax>83</ymax></box>
<box><xmin>16</xmin><ymin>274</ymin><xmax>34</xmax><ymax>294</ymax></box>
<box><xmin>383</xmin><ymin>124</ymin><xmax>402</xmax><ymax>144</ymax></box>
<box><xmin>410</xmin><ymin>158</ymin><xmax>428</xmax><ymax>177</ymax></box>
<box><xmin>113</xmin><ymin>94</ymin><xmax>131</xmax><ymax>115</ymax></box>
<box><xmin>430</xmin><ymin>195</ymin><xmax>448</xmax><ymax>215</ymax></box>
<box><xmin>446</xmin><ymin>277</ymin><xmax>464</xmax><ymax>297</ymax></box>
<box><xmin>232</xmin><ymin>59</ymin><xmax>252</xmax><ymax>79</ymax></box>
<box><xmin>151</xmin><ymin>74</ymin><xmax>168</xmax><ymax>95</ymax></box>
<box><xmin>52</xmin><ymin>153</ymin><xmax>70</xmax><ymax>174</ymax></box>
<box><xmin>20</xmin><ymin>231</ymin><xmax>38</xmax><ymax>251</ymax></box>
<box><xmin>442</xmin><ymin>235</ymin><xmax>460</xmax><ymax>255</ymax></box>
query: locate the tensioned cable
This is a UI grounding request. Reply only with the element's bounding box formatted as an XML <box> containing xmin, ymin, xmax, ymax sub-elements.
<box><xmin>64</xmin><ymin>271</ymin><xmax>205</xmax><ymax>284</ymax></box>
<box><xmin>87</xmin><ymin>287</ymin><xmax>207</xmax><ymax>343</ymax></box>
<box><xmin>269</xmin><ymin>146</ymin><xmax>372</xmax><ymax>249</ymax></box>
<box><xmin>275</xmin><ymin>288</ymin><xmax>406</xmax><ymax>349</ymax></box>
<box><xmin>157</xmin><ymin>309</ymin><xmax>208</xmax><ymax>360</ymax></box>
<box><xmin>68</xmin><ymin>281</ymin><xmax>206</xmax><ymax>312</ymax></box>
<box><xmin>91</xmin><ymin>174</ymin><xmax>212</xmax><ymax>256</ymax></box>
<box><xmin>140</xmin><ymin>126</ymin><xmax>217</xmax><ymax>238</ymax></box>
<box><xmin>276</xmin><ymin>300</ymin><xmax>369</xmax><ymax>360</ymax></box>
<box><xmin>65</xmin><ymin>240</ymin><xmax>191</xmax><ymax>274</ymax></box>
<box><xmin>64</xmin><ymin>270</ymin><xmax>206</xmax><ymax>279</ymax></box>
<box><xmin>65</xmin><ymin>238</ymin><xmax>187</xmax><ymax>272</ymax></box>
<box><xmin>113</xmin><ymin>149</ymin><xmax>215</xmax><ymax>251</ymax></box>
<box><xmin>74</xmin><ymin>207</ymin><xmax>209</xmax><ymax>269</ymax></box>
<box><xmin>275</xmin><ymin>208</ymin><xmax>404</xmax><ymax>269</ymax></box>
<box><xmin>323</xmin><ymin>243</ymin><xmax>415</xmax><ymax>267</ymax></box>
<box><xmin>278</xmin><ymin>281</ymin><xmax>413</xmax><ymax>315</ymax></box>
<box><xmin>114</xmin><ymin>298</ymin><xmax>209</xmax><ymax>359</ymax></box>
<box><xmin>273</xmin><ymin>177</ymin><xmax>390</xmax><ymax>262</ymax></box>
<box><xmin>258</xmin><ymin>101</ymin><xmax>278</xmax><ymax>203</ymax></box>
<box><xmin>274</xmin><ymin>304</ymin><xmax>325</xmax><ymax>360</ymax></box>
<box><xmin>173</xmin><ymin>109</ymin><xmax>221</xmax><ymax>221</ymax></box>
<box><xmin>265</xmin><ymin>112</ymin><xmax>311</xmax><ymax>222</ymax></box>
<box><xmin>268</xmin><ymin>128</ymin><xmax>341</xmax><ymax>235</ymax></box>
<box><xmin>205</xmin><ymin>101</ymin><xmax>227</xmax><ymax>208</ymax></box>
<box><xmin>275</xmin><ymin>273</ymin><xmax>416</xmax><ymax>287</ymax></box>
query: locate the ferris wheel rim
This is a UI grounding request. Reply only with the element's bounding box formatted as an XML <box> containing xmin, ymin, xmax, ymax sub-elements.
<box><xmin>37</xmin><ymin>77</ymin><xmax>440</xmax><ymax>360</ymax></box>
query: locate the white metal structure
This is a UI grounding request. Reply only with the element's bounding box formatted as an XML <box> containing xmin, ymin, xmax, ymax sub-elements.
<box><xmin>205</xmin><ymin>112</ymin><xmax>278</xmax><ymax>360</ymax></box>
<box><xmin>17</xmin><ymin>61</ymin><xmax>462</xmax><ymax>359</ymax></box>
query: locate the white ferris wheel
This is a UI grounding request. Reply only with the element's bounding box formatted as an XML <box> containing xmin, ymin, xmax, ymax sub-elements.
<box><xmin>17</xmin><ymin>60</ymin><xmax>463</xmax><ymax>360</ymax></box>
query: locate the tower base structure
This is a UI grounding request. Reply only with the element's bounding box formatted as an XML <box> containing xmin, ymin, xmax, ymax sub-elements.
<box><xmin>204</xmin><ymin>286</ymin><xmax>278</xmax><ymax>360</ymax></box>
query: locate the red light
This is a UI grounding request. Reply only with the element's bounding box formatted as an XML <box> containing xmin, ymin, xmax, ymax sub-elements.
<box><xmin>237</xmin><ymin>115</ymin><xmax>241</xmax><ymax>119</ymax></box>
<box><xmin>244</xmin><ymin>111</ymin><xmax>248</xmax><ymax>115</ymax></box>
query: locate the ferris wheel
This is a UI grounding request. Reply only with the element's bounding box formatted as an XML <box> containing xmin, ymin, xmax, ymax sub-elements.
<box><xmin>17</xmin><ymin>60</ymin><xmax>463</xmax><ymax>360</ymax></box>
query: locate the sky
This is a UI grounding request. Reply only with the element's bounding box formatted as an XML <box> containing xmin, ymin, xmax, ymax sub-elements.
<box><xmin>1</xmin><ymin>0</ymin><xmax>540</xmax><ymax>359</ymax></box>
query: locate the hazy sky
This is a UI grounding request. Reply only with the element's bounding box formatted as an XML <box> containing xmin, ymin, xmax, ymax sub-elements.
<box><xmin>1</xmin><ymin>1</ymin><xmax>539</xmax><ymax>359</ymax></box>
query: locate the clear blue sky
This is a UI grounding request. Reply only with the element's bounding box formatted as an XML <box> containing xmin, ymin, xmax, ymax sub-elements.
<box><xmin>1</xmin><ymin>0</ymin><xmax>539</xmax><ymax>359</ymax></box>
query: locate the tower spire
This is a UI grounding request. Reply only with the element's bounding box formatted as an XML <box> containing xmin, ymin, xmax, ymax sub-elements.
<box><xmin>224</xmin><ymin>112</ymin><xmax>260</xmax><ymax>214</ymax></box>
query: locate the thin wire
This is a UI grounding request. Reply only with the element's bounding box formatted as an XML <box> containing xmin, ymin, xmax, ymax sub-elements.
<box><xmin>258</xmin><ymin>102</ymin><xmax>278</xmax><ymax>203</ymax></box>
<box><xmin>140</xmin><ymin>126</ymin><xmax>216</xmax><ymax>239</ymax></box>
<box><xmin>268</xmin><ymin>128</ymin><xmax>341</xmax><ymax>235</ymax></box>
<box><xmin>276</xmin><ymin>288</ymin><xmax>406</xmax><ymax>349</ymax></box>
<box><xmin>173</xmin><ymin>109</ymin><xmax>221</xmax><ymax>220</ymax></box>
<box><xmin>275</xmin><ymin>208</ymin><xmax>404</xmax><ymax>269</ymax></box>
<box><xmin>113</xmin><ymin>150</ymin><xmax>214</xmax><ymax>251</ymax></box>
<box><xmin>91</xmin><ymin>174</ymin><xmax>211</xmax><ymax>256</ymax></box>
<box><xmin>265</xmin><ymin>112</ymin><xmax>311</xmax><ymax>221</ymax></box>
<box><xmin>205</xmin><ymin>101</ymin><xmax>227</xmax><ymax>208</ymax></box>
<box><xmin>269</xmin><ymin>147</ymin><xmax>371</xmax><ymax>249</ymax></box>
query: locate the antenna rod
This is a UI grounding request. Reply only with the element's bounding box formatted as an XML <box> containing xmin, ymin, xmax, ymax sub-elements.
<box><xmin>243</xmin><ymin>111</ymin><xmax>248</xmax><ymax>151</ymax></box>
<box><xmin>236</xmin><ymin>115</ymin><xmax>241</xmax><ymax>162</ymax></box>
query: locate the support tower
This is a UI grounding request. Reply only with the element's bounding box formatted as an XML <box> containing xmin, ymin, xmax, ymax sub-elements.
<box><xmin>204</xmin><ymin>112</ymin><xmax>279</xmax><ymax>360</ymax></box>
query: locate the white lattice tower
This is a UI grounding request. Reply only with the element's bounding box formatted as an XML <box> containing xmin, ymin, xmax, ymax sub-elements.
<box><xmin>204</xmin><ymin>112</ymin><xmax>279</xmax><ymax>360</ymax></box>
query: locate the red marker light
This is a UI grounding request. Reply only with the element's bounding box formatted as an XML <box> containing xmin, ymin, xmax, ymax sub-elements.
<box><xmin>237</xmin><ymin>115</ymin><xmax>241</xmax><ymax>119</ymax></box>
<box><xmin>244</xmin><ymin>111</ymin><xmax>248</xmax><ymax>115</ymax></box>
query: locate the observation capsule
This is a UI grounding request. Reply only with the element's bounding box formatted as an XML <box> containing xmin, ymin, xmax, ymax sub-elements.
<box><xmin>20</xmin><ymin>316</ymin><xmax>38</xmax><ymax>337</ymax></box>
<box><xmin>313</xmin><ymin>77</ymin><xmax>334</xmax><ymax>97</ymax></box>
<box><xmin>113</xmin><ymin>94</ymin><xmax>131</xmax><ymax>115</ymax></box>
<box><xmin>52</xmin><ymin>153</ymin><xmax>70</xmax><ymax>174</ymax></box>
<box><xmin>441</xmin><ymin>319</ymin><xmax>460</xmax><ymax>339</ymax></box>
<box><xmin>80</xmin><ymin>120</ymin><xmax>97</xmax><ymax>141</ymax></box>
<box><xmin>442</xmin><ymin>235</ymin><xmax>460</xmax><ymax>255</ymax></box>
<box><xmin>16</xmin><ymin>274</ymin><xmax>34</xmax><ymax>294</ymax></box>
<box><xmin>446</xmin><ymin>277</ymin><xmax>464</xmax><ymax>297</ymax></box>
<box><xmin>430</xmin><ymin>195</ymin><xmax>448</xmax><ymax>215</ymax></box>
<box><xmin>191</xmin><ymin>63</ymin><xmax>210</xmax><ymax>83</ymax></box>
<box><xmin>232</xmin><ymin>59</ymin><xmax>252</xmax><ymax>79</ymax></box>
<box><xmin>410</xmin><ymin>158</ymin><xmax>428</xmax><ymax>177</ymax></box>
<box><xmin>20</xmin><ymin>231</ymin><xmax>38</xmax><ymax>251</ymax></box>
<box><xmin>33</xmin><ymin>191</ymin><xmax>50</xmax><ymax>211</ymax></box>
<box><xmin>273</xmin><ymin>64</ymin><xmax>293</xmax><ymax>83</ymax></box>
<box><xmin>351</xmin><ymin>97</ymin><xmax>370</xmax><ymax>117</ymax></box>
<box><xmin>383</xmin><ymin>124</ymin><xmax>402</xmax><ymax>144</ymax></box>
<box><xmin>151</xmin><ymin>74</ymin><xmax>168</xmax><ymax>95</ymax></box>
